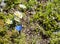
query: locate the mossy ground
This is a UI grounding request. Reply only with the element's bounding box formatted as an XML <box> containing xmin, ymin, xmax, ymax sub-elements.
<box><xmin>0</xmin><ymin>0</ymin><xmax>60</xmax><ymax>44</ymax></box>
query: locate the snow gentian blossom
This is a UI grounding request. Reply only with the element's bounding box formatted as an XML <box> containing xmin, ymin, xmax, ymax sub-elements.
<box><xmin>15</xmin><ymin>25</ymin><xmax>22</xmax><ymax>31</ymax></box>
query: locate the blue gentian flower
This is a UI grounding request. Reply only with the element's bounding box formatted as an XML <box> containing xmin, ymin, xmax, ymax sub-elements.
<box><xmin>15</xmin><ymin>25</ymin><xmax>22</xmax><ymax>31</ymax></box>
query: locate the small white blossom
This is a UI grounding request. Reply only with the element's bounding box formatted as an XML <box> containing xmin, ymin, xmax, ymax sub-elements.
<box><xmin>53</xmin><ymin>17</ymin><xmax>55</xmax><ymax>19</ymax></box>
<box><xmin>19</xmin><ymin>4</ymin><xmax>26</xmax><ymax>9</ymax></box>
<box><xmin>0</xmin><ymin>8</ymin><xmax>3</xmax><ymax>12</ymax></box>
<box><xmin>53</xmin><ymin>32</ymin><xmax>58</xmax><ymax>34</ymax></box>
<box><xmin>53</xmin><ymin>30</ymin><xmax>60</xmax><ymax>34</ymax></box>
<box><xmin>6</xmin><ymin>19</ymin><xmax>13</xmax><ymax>24</ymax></box>
<box><xmin>14</xmin><ymin>17</ymin><xmax>20</xmax><ymax>22</ymax></box>
<box><xmin>14</xmin><ymin>11</ymin><xmax>23</xmax><ymax>19</ymax></box>
<box><xmin>1</xmin><ymin>0</ymin><xmax>6</xmax><ymax>7</ymax></box>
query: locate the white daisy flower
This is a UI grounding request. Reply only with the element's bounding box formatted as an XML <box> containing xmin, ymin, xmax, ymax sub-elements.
<box><xmin>6</xmin><ymin>19</ymin><xmax>13</xmax><ymax>24</ymax></box>
<box><xmin>19</xmin><ymin>4</ymin><xmax>26</xmax><ymax>9</ymax></box>
<box><xmin>14</xmin><ymin>11</ymin><xmax>23</xmax><ymax>19</ymax></box>
<box><xmin>14</xmin><ymin>16</ymin><xmax>20</xmax><ymax>22</ymax></box>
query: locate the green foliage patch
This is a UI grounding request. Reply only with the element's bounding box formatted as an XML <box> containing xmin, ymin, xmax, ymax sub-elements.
<box><xmin>0</xmin><ymin>0</ymin><xmax>60</xmax><ymax>44</ymax></box>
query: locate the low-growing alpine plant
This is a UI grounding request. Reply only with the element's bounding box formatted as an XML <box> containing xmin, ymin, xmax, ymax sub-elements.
<box><xmin>0</xmin><ymin>0</ymin><xmax>60</xmax><ymax>44</ymax></box>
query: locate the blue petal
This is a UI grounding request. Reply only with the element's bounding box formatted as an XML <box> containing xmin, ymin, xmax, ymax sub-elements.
<box><xmin>15</xmin><ymin>25</ymin><xmax>22</xmax><ymax>31</ymax></box>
